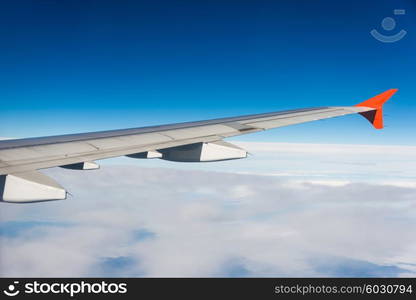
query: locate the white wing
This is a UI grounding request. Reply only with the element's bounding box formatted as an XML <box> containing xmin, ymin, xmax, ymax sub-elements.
<box><xmin>0</xmin><ymin>89</ymin><xmax>397</xmax><ymax>202</ymax></box>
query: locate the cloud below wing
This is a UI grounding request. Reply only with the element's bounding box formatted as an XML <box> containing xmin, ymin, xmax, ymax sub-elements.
<box><xmin>1</xmin><ymin>142</ymin><xmax>416</xmax><ymax>277</ymax></box>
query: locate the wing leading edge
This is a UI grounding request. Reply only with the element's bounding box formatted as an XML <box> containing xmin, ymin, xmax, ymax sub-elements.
<box><xmin>0</xmin><ymin>89</ymin><xmax>398</xmax><ymax>203</ymax></box>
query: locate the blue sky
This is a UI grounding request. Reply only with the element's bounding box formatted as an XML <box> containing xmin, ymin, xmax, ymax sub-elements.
<box><xmin>1</xmin><ymin>0</ymin><xmax>415</xmax><ymax>144</ymax></box>
<box><xmin>2</xmin><ymin>1</ymin><xmax>416</xmax><ymax>278</ymax></box>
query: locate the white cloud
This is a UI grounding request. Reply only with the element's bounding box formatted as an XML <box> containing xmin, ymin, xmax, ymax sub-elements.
<box><xmin>1</xmin><ymin>142</ymin><xmax>416</xmax><ymax>277</ymax></box>
<box><xmin>110</xmin><ymin>141</ymin><xmax>416</xmax><ymax>186</ymax></box>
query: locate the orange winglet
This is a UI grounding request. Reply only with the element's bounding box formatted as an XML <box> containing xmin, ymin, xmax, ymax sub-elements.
<box><xmin>354</xmin><ymin>89</ymin><xmax>398</xmax><ymax>129</ymax></box>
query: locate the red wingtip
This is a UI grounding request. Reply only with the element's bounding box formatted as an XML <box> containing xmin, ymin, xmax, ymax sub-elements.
<box><xmin>355</xmin><ymin>89</ymin><xmax>398</xmax><ymax>109</ymax></box>
<box><xmin>354</xmin><ymin>89</ymin><xmax>398</xmax><ymax>130</ymax></box>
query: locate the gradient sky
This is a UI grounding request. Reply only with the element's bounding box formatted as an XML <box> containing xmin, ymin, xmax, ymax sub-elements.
<box><xmin>1</xmin><ymin>1</ymin><xmax>416</xmax><ymax>278</ymax></box>
<box><xmin>1</xmin><ymin>0</ymin><xmax>415</xmax><ymax>145</ymax></box>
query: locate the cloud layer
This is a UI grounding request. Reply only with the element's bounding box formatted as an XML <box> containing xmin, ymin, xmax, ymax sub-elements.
<box><xmin>1</xmin><ymin>142</ymin><xmax>416</xmax><ymax>277</ymax></box>
<box><xmin>117</xmin><ymin>141</ymin><xmax>416</xmax><ymax>185</ymax></box>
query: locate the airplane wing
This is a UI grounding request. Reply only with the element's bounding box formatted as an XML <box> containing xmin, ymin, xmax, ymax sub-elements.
<box><xmin>0</xmin><ymin>89</ymin><xmax>397</xmax><ymax>203</ymax></box>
